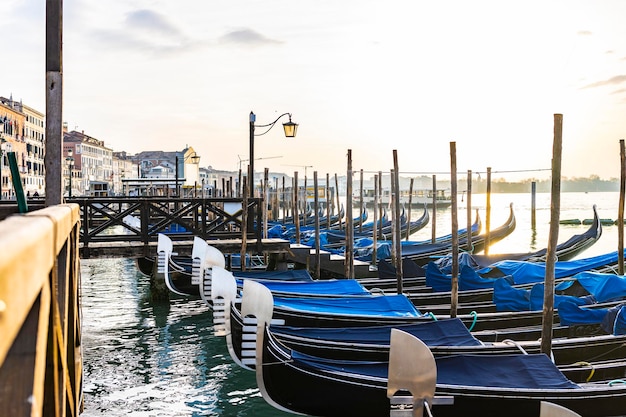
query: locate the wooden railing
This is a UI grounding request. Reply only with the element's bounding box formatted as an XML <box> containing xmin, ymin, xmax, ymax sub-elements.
<box><xmin>0</xmin><ymin>204</ymin><xmax>82</xmax><ymax>417</ymax></box>
<box><xmin>68</xmin><ymin>196</ymin><xmax>263</xmax><ymax>246</ymax></box>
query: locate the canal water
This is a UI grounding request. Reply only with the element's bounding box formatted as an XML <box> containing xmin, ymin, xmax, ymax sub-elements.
<box><xmin>80</xmin><ymin>192</ymin><xmax>622</xmax><ymax>416</ymax></box>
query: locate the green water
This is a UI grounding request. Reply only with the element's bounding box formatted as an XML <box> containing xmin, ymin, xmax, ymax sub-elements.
<box><xmin>80</xmin><ymin>257</ymin><xmax>292</xmax><ymax>416</ymax></box>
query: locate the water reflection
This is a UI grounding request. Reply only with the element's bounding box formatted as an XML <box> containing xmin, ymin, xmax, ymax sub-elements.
<box><xmin>80</xmin><ymin>258</ymin><xmax>290</xmax><ymax>416</ymax></box>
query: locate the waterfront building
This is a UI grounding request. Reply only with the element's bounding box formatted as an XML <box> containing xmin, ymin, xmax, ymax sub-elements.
<box><xmin>0</xmin><ymin>96</ymin><xmax>28</xmax><ymax>199</ymax></box>
<box><xmin>112</xmin><ymin>152</ymin><xmax>139</xmax><ymax>196</ymax></box>
<box><xmin>64</xmin><ymin>129</ymin><xmax>113</xmax><ymax>196</ymax></box>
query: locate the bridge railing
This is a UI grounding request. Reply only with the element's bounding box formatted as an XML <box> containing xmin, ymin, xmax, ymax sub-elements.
<box><xmin>68</xmin><ymin>196</ymin><xmax>263</xmax><ymax>247</ymax></box>
<box><xmin>0</xmin><ymin>204</ymin><xmax>82</xmax><ymax>417</ymax></box>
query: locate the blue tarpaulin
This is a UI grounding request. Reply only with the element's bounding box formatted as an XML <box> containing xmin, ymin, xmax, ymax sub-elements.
<box><xmin>271</xmin><ymin>318</ymin><xmax>482</xmax><ymax>347</ymax></box>
<box><xmin>273</xmin><ymin>294</ymin><xmax>422</xmax><ymax>317</ymax></box>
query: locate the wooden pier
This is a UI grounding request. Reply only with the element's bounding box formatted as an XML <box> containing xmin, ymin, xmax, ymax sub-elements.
<box><xmin>0</xmin><ymin>204</ymin><xmax>82</xmax><ymax>417</ymax></box>
<box><xmin>0</xmin><ymin>197</ymin><xmax>372</xmax><ymax>278</ymax></box>
<box><xmin>1</xmin><ymin>197</ymin><xmax>291</xmax><ymax>259</ymax></box>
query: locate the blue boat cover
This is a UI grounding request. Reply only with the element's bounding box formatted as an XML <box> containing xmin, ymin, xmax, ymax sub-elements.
<box><xmin>434</xmin><ymin>354</ymin><xmax>580</xmax><ymax>389</ymax></box>
<box><xmin>251</xmin><ymin>279</ymin><xmax>371</xmax><ymax>297</ymax></box>
<box><xmin>492</xmin><ymin>271</ymin><xmax>626</xmax><ymax>312</ymax></box>
<box><xmin>271</xmin><ymin>318</ymin><xmax>482</xmax><ymax>347</ymax></box>
<box><xmin>480</xmin><ymin>251</ymin><xmax>621</xmax><ymax>283</ymax></box>
<box><xmin>557</xmin><ymin>301</ymin><xmax>626</xmax><ymax>333</ymax></box>
<box><xmin>555</xmin><ymin>271</ymin><xmax>626</xmax><ymax>303</ymax></box>
<box><xmin>425</xmin><ymin>251</ymin><xmax>624</xmax><ymax>292</ymax></box>
<box><xmin>427</xmin><ymin>263</ymin><xmax>511</xmax><ymax>292</ymax></box>
<box><xmin>290</xmin><ymin>350</ymin><xmax>579</xmax><ymax>390</ymax></box>
<box><xmin>492</xmin><ymin>280</ymin><xmax>593</xmax><ymax>312</ymax></box>
<box><xmin>234</xmin><ymin>269</ymin><xmax>313</xmax><ymax>281</ymax></box>
<box><xmin>273</xmin><ymin>294</ymin><xmax>422</xmax><ymax>317</ymax></box>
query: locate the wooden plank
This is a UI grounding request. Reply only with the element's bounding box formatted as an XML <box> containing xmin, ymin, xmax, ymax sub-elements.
<box><xmin>79</xmin><ymin>238</ymin><xmax>291</xmax><ymax>259</ymax></box>
<box><xmin>0</xmin><ymin>215</ymin><xmax>55</xmax><ymax>366</ymax></box>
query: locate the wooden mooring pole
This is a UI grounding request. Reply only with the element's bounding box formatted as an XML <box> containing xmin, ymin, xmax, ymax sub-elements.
<box><xmin>392</xmin><ymin>151</ymin><xmax>403</xmax><ymax>292</ymax></box>
<box><xmin>484</xmin><ymin>167</ymin><xmax>492</xmax><ymax>255</ymax></box>
<box><xmin>541</xmin><ymin>114</ymin><xmax>563</xmax><ymax>355</ymax></box>
<box><xmin>466</xmin><ymin>170</ymin><xmax>473</xmax><ymax>252</ymax></box>
<box><xmin>619</xmin><ymin>139</ymin><xmax>625</xmax><ymax>276</ymax></box>
<box><xmin>449</xmin><ymin>142</ymin><xmax>459</xmax><ymax>318</ymax></box>
<box><xmin>345</xmin><ymin>150</ymin><xmax>354</xmax><ymax>279</ymax></box>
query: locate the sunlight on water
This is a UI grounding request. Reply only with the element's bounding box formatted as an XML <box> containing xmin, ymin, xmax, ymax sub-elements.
<box><xmin>80</xmin><ymin>192</ymin><xmax>623</xmax><ymax>416</ymax></box>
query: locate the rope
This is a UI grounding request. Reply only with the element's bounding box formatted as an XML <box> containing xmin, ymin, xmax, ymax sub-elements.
<box><xmin>467</xmin><ymin>311</ymin><xmax>478</xmax><ymax>332</ymax></box>
<box><xmin>608</xmin><ymin>379</ymin><xmax>626</xmax><ymax>386</ymax></box>
<box><xmin>426</xmin><ymin>312</ymin><xmax>437</xmax><ymax>321</ymax></box>
<box><xmin>571</xmin><ymin>361</ymin><xmax>595</xmax><ymax>382</ymax></box>
<box><xmin>424</xmin><ymin>401</ymin><xmax>434</xmax><ymax>417</ymax></box>
<box><xmin>501</xmin><ymin>339</ymin><xmax>528</xmax><ymax>355</ymax></box>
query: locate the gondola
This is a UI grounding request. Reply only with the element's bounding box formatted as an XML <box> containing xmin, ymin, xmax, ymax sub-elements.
<box><xmin>353</xmin><ymin>203</ymin><xmax>515</xmax><ymax>265</ymax></box>
<box><xmin>157</xmin><ymin>234</ymin><xmax>315</xmax><ymax>297</ymax></box>
<box><xmin>358</xmin><ymin>206</ymin><xmax>604</xmax><ymax>299</ymax></box>
<box><xmin>223</xmin><ymin>278</ymin><xmax>626</xmax><ymax>369</ymax></box>
<box><xmin>254</xmin><ymin>323</ymin><xmax>626</xmax><ymax>417</ymax></box>
<box><xmin>314</xmin><ymin>205</ymin><xmax>430</xmax><ymax>247</ymax></box>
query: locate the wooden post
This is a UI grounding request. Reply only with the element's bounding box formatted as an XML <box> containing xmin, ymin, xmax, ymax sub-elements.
<box><xmin>241</xmin><ymin>177</ymin><xmax>248</xmax><ymax>271</ymax></box>
<box><xmin>303</xmin><ymin>173</ymin><xmax>308</xmax><ymax>228</ymax></box>
<box><xmin>372</xmin><ymin>173</ymin><xmax>379</xmax><ymax>267</ymax></box>
<box><xmin>294</xmin><ymin>172</ymin><xmax>300</xmax><ymax>244</ymax></box>
<box><xmin>334</xmin><ymin>174</ymin><xmax>341</xmax><ymax>231</ymax></box>
<box><xmin>541</xmin><ymin>114</ymin><xmax>563</xmax><ymax>355</ymax></box>
<box><xmin>325</xmin><ymin>173</ymin><xmax>331</xmax><ymax>229</ymax></box>
<box><xmin>450</xmin><ymin>142</ymin><xmax>459</xmax><ymax>318</ymax></box>
<box><xmin>431</xmin><ymin>175</ymin><xmax>437</xmax><ymax>243</ymax></box>
<box><xmin>406</xmin><ymin>178</ymin><xmax>414</xmax><ymax>241</ymax></box>
<box><xmin>314</xmin><ymin>171</ymin><xmax>321</xmax><ymax>279</ymax></box>
<box><xmin>359</xmin><ymin>169</ymin><xmax>364</xmax><ymax>233</ymax></box>
<box><xmin>530</xmin><ymin>181</ymin><xmax>537</xmax><ymax>230</ymax></box>
<box><xmin>484</xmin><ymin>167</ymin><xmax>492</xmax><ymax>255</ymax></box>
<box><xmin>281</xmin><ymin>177</ymin><xmax>286</xmax><ymax>224</ymax></box>
<box><xmin>378</xmin><ymin>171</ymin><xmax>383</xmax><ymax>239</ymax></box>
<box><xmin>619</xmin><ymin>139</ymin><xmax>625</xmax><ymax>275</ymax></box>
<box><xmin>45</xmin><ymin>0</ymin><xmax>63</xmax><ymax>205</ymax></box>
<box><xmin>263</xmin><ymin>168</ymin><xmax>269</xmax><ymax>239</ymax></box>
<box><xmin>393</xmin><ymin>151</ymin><xmax>403</xmax><ymax>292</ymax></box>
<box><xmin>466</xmin><ymin>170</ymin><xmax>473</xmax><ymax>252</ymax></box>
<box><xmin>238</xmin><ymin>169</ymin><xmax>242</xmax><ymax>197</ymax></box>
<box><xmin>345</xmin><ymin>150</ymin><xmax>354</xmax><ymax>278</ymax></box>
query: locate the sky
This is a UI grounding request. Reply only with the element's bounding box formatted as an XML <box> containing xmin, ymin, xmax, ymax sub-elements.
<box><xmin>3</xmin><ymin>0</ymin><xmax>626</xmax><ymax>181</ymax></box>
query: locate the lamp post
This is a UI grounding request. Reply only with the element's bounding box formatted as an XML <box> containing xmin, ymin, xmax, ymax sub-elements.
<box><xmin>175</xmin><ymin>151</ymin><xmax>201</xmax><ymax>197</ymax></box>
<box><xmin>248</xmin><ymin>111</ymin><xmax>298</xmax><ymax>198</ymax></box>
<box><xmin>66</xmin><ymin>149</ymin><xmax>74</xmax><ymax>197</ymax></box>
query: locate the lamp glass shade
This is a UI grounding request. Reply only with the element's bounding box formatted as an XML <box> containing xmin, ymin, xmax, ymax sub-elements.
<box><xmin>190</xmin><ymin>155</ymin><xmax>200</xmax><ymax>164</ymax></box>
<box><xmin>282</xmin><ymin>121</ymin><xmax>298</xmax><ymax>138</ymax></box>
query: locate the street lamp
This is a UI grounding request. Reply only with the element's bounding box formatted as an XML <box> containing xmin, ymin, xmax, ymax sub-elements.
<box><xmin>66</xmin><ymin>149</ymin><xmax>74</xmax><ymax>198</ymax></box>
<box><xmin>249</xmin><ymin>111</ymin><xmax>298</xmax><ymax>198</ymax></box>
<box><xmin>175</xmin><ymin>151</ymin><xmax>201</xmax><ymax>197</ymax></box>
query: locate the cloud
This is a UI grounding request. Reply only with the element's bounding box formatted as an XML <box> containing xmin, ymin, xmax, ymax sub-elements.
<box><xmin>125</xmin><ymin>9</ymin><xmax>182</xmax><ymax>38</ymax></box>
<box><xmin>218</xmin><ymin>28</ymin><xmax>282</xmax><ymax>47</ymax></box>
<box><xmin>581</xmin><ymin>75</ymin><xmax>626</xmax><ymax>89</ymax></box>
<box><xmin>88</xmin><ymin>9</ymin><xmax>210</xmax><ymax>56</ymax></box>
